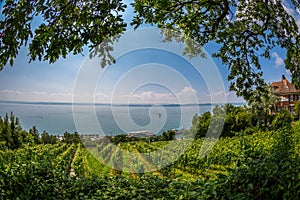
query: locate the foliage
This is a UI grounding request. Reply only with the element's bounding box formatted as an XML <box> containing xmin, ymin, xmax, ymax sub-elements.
<box><xmin>295</xmin><ymin>100</ymin><xmax>300</xmax><ymax>120</ymax></box>
<box><xmin>0</xmin><ymin>112</ymin><xmax>300</xmax><ymax>199</ymax></box>
<box><xmin>40</xmin><ymin>130</ymin><xmax>59</xmax><ymax>144</ymax></box>
<box><xmin>221</xmin><ymin>104</ymin><xmax>256</xmax><ymax>137</ymax></box>
<box><xmin>29</xmin><ymin>125</ymin><xmax>41</xmax><ymax>144</ymax></box>
<box><xmin>62</xmin><ymin>131</ymin><xmax>81</xmax><ymax>144</ymax></box>
<box><xmin>272</xmin><ymin>109</ymin><xmax>294</xmax><ymax>129</ymax></box>
<box><xmin>106</xmin><ymin>134</ymin><xmax>148</xmax><ymax>144</ymax></box>
<box><xmin>131</xmin><ymin>0</ymin><xmax>300</xmax><ymax>100</ymax></box>
<box><xmin>1</xmin><ymin>123</ymin><xmax>299</xmax><ymax>199</ymax></box>
<box><xmin>215</xmin><ymin>127</ymin><xmax>300</xmax><ymax>199</ymax></box>
<box><xmin>292</xmin><ymin>120</ymin><xmax>300</xmax><ymax>155</ymax></box>
<box><xmin>0</xmin><ymin>143</ymin><xmax>73</xmax><ymax>198</ymax></box>
<box><xmin>0</xmin><ymin>0</ymin><xmax>126</xmax><ymax>68</ymax></box>
<box><xmin>0</xmin><ymin>112</ymin><xmax>87</xmax><ymax>147</ymax></box>
<box><xmin>190</xmin><ymin>104</ymin><xmax>258</xmax><ymax>138</ymax></box>
<box><xmin>104</xmin><ymin>131</ymin><xmax>177</xmax><ymax>145</ymax></box>
<box><xmin>0</xmin><ymin>1</ymin><xmax>300</xmax><ymax>98</ymax></box>
<box><xmin>190</xmin><ymin>112</ymin><xmax>211</xmax><ymax>139</ymax></box>
<box><xmin>71</xmin><ymin>145</ymin><xmax>83</xmax><ymax>176</ymax></box>
<box><xmin>160</xmin><ymin>129</ymin><xmax>176</xmax><ymax>141</ymax></box>
<box><xmin>0</xmin><ymin>112</ymin><xmax>36</xmax><ymax>149</ymax></box>
<box><xmin>248</xmin><ymin>84</ymin><xmax>278</xmax><ymax>125</ymax></box>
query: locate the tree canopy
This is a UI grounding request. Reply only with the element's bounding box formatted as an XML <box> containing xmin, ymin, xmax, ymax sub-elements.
<box><xmin>1</xmin><ymin>0</ymin><xmax>300</xmax><ymax>100</ymax></box>
<box><xmin>0</xmin><ymin>0</ymin><xmax>126</xmax><ymax>66</ymax></box>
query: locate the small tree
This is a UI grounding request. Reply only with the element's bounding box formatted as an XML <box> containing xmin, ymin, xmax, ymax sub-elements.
<box><xmin>161</xmin><ymin>130</ymin><xmax>176</xmax><ymax>141</ymax></box>
<box><xmin>29</xmin><ymin>126</ymin><xmax>41</xmax><ymax>144</ymax></box>
<box><xmin>190</xmin><ymin>111</ymin><xmax>211</xmax><ymax>139</ymax></box>
<box><xmin>248</xmin><ymin>84</ymin><xmax>278</xmax><ymax>127</ymax></box>
<box><xmin>62</xmin><ymin>131</ymin><xmax>81</xmax><ymax>144</ymax></box>
<box><xmin>0</xmin><ymin>113</ymin><xmax>35</xmax><ymax>149</ymax></box>
<box><xmin>41</xmin><ymin>131</ymin><xmax>59</xmax><ymax>144</ymax></box>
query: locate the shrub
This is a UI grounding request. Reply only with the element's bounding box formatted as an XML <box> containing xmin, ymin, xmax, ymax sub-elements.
<box><xmin>272</xmin><ymin>109</ymin><xmax>293</xmax><ymax>129</ymax></box>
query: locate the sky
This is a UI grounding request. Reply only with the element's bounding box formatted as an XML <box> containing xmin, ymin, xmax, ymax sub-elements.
<box><xmin>0</xmin><ymin>1</ymin><xmax>299</xmax><ymax>104</ymax></box>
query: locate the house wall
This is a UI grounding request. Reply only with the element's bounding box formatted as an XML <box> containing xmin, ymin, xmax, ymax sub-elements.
<box><xmin>275</xmin><ymin>93</ymin><xmax>300</xmax><ymax>113</ymax></box>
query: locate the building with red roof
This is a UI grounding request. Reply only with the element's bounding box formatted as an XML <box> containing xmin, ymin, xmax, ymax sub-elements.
<box><xmin>272</xmin><ymin>75</ymin><xmax>300</xmax><ymax>113</ymax></box>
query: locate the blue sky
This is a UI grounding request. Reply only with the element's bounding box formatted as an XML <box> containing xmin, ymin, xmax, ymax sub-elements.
<box><xmin>0</xmin><ymin>1</ymin><xmax>298</xmax><ymax>104</ymax></box>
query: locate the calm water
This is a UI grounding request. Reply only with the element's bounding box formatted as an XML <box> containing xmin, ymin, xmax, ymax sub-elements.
<box><xmin>0</xmin><ymin>101</ymin><xmax>214</xmax><ymax>135</ymax></box>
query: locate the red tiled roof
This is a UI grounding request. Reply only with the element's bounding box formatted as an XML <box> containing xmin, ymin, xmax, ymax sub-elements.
<box><xmin>272</xmin><ymin>75</ymin><xmax>300</xmax><ymax>94</ymax></box>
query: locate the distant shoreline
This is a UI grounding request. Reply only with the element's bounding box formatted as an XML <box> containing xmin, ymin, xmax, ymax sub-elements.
<box><xmin>0</xmin><ymin>100</ymin><xmax>245</xmax><ymax>107</ymax></box>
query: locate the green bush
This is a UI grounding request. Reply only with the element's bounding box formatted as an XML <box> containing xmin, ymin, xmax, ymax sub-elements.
<box><xmin>272</xmin><ymin>109</ymin><xmax>293</xmax><ymax>129</ymax></box>
<box><xmin>215</xmin><ymin>126</ymin><xmax>300</xmax><ymax>199</ymax></box>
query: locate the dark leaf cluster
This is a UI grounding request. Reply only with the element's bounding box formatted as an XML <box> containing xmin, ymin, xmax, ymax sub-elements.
<box><xmin>131</xmin><ymin>0</ymin><xmax>300</xmax><ymax>100</ymax></box>
<box><xmin>0</xmin><ymin>0</ymin><xmax>126</xmax><ymax>68</ymax></box>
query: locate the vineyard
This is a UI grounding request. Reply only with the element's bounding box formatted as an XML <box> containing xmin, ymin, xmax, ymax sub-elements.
<box><xmin>1</xmin><ymin>121</ymin><xmax>299</xmax><ymax>199</ymax></box>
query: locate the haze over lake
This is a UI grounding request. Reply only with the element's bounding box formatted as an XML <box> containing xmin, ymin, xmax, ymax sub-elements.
<box><xmin>0</xmin><ymin>101</ymin><xmax>226</xmax><ymax>135</ymax></box>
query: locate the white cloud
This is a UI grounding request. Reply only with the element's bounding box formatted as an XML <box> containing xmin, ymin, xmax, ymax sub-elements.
<box><xmin>124</xmin><ymin>86</ymin><xmax>199</xmax><ymax>104</ymax></box>
<box><xmin>206</xmin><ymin>90</ymin><xmax>244</xmax><ymax>104</ymax></box>
<box><xmin>1</xmin><ymin>89</ymin><xmax>23</xmax><ymax>95</ymax></box>
<box><xmin>175</xmin><ymin>86</ymin><xmax>199</xmax><ymax>104</ymax></box>
<box><xmin>286</xmin><ymin>69</ymin><xmax>292</xmax><ymax>75</ymax></box>
<box><xmin>272</xmin><ymin>52</ymin><xmax>284</xmax><ymax>68</ymax></box>
<box><xmin>51</xmin><ymin>92</ymin><xmax>73</xmax><ymax>97</ymax></box>
<box><xmin>0</xmin><ymin>87</ymin><xmax>245</xmax><ymax>104</ymax></box>
<box><xmin>225</xmin><ymin>91</ymin><xmax>245</xmax><ymax>103</ymax></box>
<box><xmin>0</xmin><ymin>89</ymin><xmax>73</xmax><ymax>102</ymax></box>
<box><xmin>207</xmin><ymin>90</ymin><xmax>224</xmax><ymax>98</ymax></box>
<box><xmin>130</xmin><ymin>91</ymin><xmax>175</xmax><ymax>104</ymax></box>
<box><xmin>94</xmin><ymin>92</ymin><xmax>109</xmax><ymax>99</ymax></box>
<box><xmin>282</xmin><ymin>0</ymin><xmax>300</xmax><ymax>29</ymax></box>
<box><xmin>177</xmin><ymin>86</ymin><xmax>197</xmax><ymax>96</ymax></box>
<box><xmin>33</xmin><ymin>91</ymin><xmax>47</xmax><ymax>95</ymax></box>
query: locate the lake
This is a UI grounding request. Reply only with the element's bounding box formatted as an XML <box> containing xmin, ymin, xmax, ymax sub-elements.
<box><xmin>0</xmin><ymin>101</ymin><xmax>217</xmax><ymax>135</ymax></box>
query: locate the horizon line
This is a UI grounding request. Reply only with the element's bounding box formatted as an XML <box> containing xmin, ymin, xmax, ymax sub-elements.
<box><xmin>0</xmin><ymin>99</ymin><xmax>246</xmax><ymax>106</ymax></box>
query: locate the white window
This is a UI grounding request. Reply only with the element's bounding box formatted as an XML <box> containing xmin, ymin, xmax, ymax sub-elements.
<box><xmin>290</xmin><ymin>95</ymin><xmax>294</xmax><ymax>102</ymax></box>
<box><xmin>280</xmin><ymin>96</ymin><xmax>289</xmax><ymax>102</ymax></box>
<box><xmin>290</xmin><ymin>106</ymin><xmax>295</xmax><ymax>113</ymax></box>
